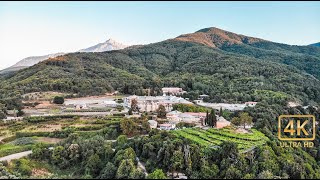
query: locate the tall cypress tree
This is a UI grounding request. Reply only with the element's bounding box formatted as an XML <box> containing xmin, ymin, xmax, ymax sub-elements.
<box><xmin>205</xmin><ymin>110</ymin><xmax>209</xmax><ymax>125</ymax></box>
<box><xmin>210</xmin><ymin>109</ymin><xmax>216</xmax><ymax>128</ymax></box>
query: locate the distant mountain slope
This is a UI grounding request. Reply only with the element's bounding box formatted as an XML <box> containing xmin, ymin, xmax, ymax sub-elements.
<box><xmin>0</xmin><ymin>53</ymin><xmax>65</xmax><ymax>74</ymax></box>
<box><xmin>78</xmin><ymin>38</ymin><xmax>128</xmax><ymax>52</ymax></box>
<box><xmin>0</xmin><ymin>39</ymin><xmax>128</xmax><ymax>74</ymax></box>
<box><xmin>310</xmin><ymin>42</ymin><xmax>320</xmax><ymax>47</ymax></box>
<box><xmin>174</xmin><ymin>27</ymin><xmax>320</xmax><ymax>80</ymax></box>
<box><xmin>1</xmin><ymin>39</ymin><xmax>320</xmax><ymax>105</ymax></box>
<box><xmin>174</xmin><ymin>27</ymin><xmax>266</xmax><ymax>48</ymax></box>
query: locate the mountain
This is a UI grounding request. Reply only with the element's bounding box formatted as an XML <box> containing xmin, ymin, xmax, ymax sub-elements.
<box><xmin>1</xmin><ymin>27</ymin><xmax>320</xmax><ymax>111</ymax></box>
<box><xmin>0</xmin><ymin>39</ymin><xmax>128</xmax><ymax>74</ymax></box>
<box><xmin>310</xmin><ymin>42</ymin><xmax>320</xmax><ymax>47</ymax></box>
<box><xmin>174</xmin><ymin>27</ymin><xmax>266</xmax><ymax>48</ymax></box>
<box><xmin>78</xmin><ymin>38</ymin><xmax>128</xmax><ymax>52</ymax></box>
<box><xmin>0</xmin><ymin>53</ymin><xmax>66</xmax><ymax>74</ymax></box>
<box><xmin>175</xmin><ymin>27</ymin><xmax>320</xmax><ymax>80</ymax></box>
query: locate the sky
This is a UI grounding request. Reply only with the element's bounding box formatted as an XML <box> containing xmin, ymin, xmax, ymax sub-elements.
<box><xmin>0</xmin><ymin>1</ymin><xmax>319</xmax><ymax>70</ymax></box>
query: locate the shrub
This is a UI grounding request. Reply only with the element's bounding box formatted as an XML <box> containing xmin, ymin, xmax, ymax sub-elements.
<box><xmin>53</xmin><ymin>96</ymin><xmax>64</xmax><ymax>104</ymax></box>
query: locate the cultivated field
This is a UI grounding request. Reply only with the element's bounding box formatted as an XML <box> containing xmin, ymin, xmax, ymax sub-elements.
<box><xmin>171</xmin><ymin>127</ymin><xmax>269</xmax><ymax>152</ymax></box>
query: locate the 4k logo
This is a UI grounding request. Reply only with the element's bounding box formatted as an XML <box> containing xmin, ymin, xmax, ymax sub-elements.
<box><xmin>278</xmin><ymin>115</ymin><xmax>316</xmax><ymax>141</ymax></box>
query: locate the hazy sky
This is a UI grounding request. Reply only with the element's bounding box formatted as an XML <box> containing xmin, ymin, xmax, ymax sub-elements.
<box><xmin>0</xmin><ymin>1</ymin><xmax>319</xmax><ymax>70</ymax></box>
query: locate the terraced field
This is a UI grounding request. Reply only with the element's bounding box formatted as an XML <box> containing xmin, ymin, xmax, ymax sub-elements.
<box><xmin>171</xmin><ymin>127</ymin><xmax>269</xmax><ymax>152</ymax></box>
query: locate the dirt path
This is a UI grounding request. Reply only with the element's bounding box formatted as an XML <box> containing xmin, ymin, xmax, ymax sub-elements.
<box><xmin>0</xmin><ymin>150</ymin><xmax>32</xmax><ymax>162</ymax></box>
<box><xmin>0</xmin><ymin>147</ymin><xmax>53</xmax><ymax>162</ymax></box>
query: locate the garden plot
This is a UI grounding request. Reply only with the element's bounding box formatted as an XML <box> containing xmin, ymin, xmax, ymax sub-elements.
<box><xmin>171</xmin><ymin>127</ymin><xmax>269</xmax><ymax>152</ymax></box>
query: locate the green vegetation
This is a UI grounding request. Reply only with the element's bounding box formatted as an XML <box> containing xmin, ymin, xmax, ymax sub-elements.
<box><xmin>157</xmin><ymin>104</ymin><xmax>166</xmax><ymax>118</ymax></box>
<box><xmin>231</xmin><ymin>112</ymin><xmax>253</xmax><ymax>129</ymax></box>
<box><xmin>172</xmin><ymin>103</ymin><xmax>209</xmax><ymax>112</ymax></box>
<box><xmin>204</xmin><ymin>109</ymin><xmax>217</xmax><ymax>127</ymax></box>
<box><xmin>53</xmin><ymin>96</ymin><xmax>64</xmax><ymax>104</ymax></box>
<box><xmin>147</xmin><ymin>169</ymin><xmax>167</xmax><ymax>179</ymax></box>
<box><xmin>171</xmin><ymin>127</ymin><xmax>268</xmax><ymax>152</ymax></box>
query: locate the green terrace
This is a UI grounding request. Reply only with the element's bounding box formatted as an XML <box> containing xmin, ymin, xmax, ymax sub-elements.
<box><xmin>171</xmin><ymin>127</ymin><xmax>269</xmax><ymax>152</ymax></box>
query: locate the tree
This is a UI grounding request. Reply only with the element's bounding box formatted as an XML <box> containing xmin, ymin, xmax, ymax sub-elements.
<box><xmin>0</xmin><ymin>103</ymin><xmax>6</xmax><ymax>120</ymax></box>
<box><xmin>31</xmin><ymin>142</ymin><xmax>49</xmax><ymax>159</ymax></box>
<box><xmin>17</xmin><ymin>109</ymin><xmax>24</xmax><ymax>117</ymax></box>
<box><xmin>52</xmin><ymin>146</ymin><xmax>65</xmax><ymax>165</ymax></box>
<box><xmin>257</xmin><ymin>170</ymin><xmax>274</xmax><ymax>179</ymax></box>
<box><xmin>116</xmin><ymin>135</ymin><xmax>128</xmax><ymax>147</ymax></box>
<box><xmin>206</xmin><ymin>109</ymin><xmax>216</xmax><ymax>127</ymax></box>
<box><xmin>211</xmin><ymin>109</ymin><xmax>217</xmax><ymax>127</ymax></box>
<box><xmin>171</xmin><ymin>150</ymin><xmax>184</xmax><ymax>176</ymax></box>
<box><xmin>157</xmin><ymin>104</ymin><xmax>167</xmax><ymax>118</ymax></box>
<box><xmin>120</xmin><ymin>119</ymin><xmax>138</xmax><ymax>136</ymax></box>
<box><xmin>204</xmin><ymin>110</ymin><xmax>209</xmax><ymax>125</ymax></box>
<box><xmin>116</xmin><ymin>159</ymin><xmax>136</xmax><ymax>179</ymax></box>
<box><xmin>219</xmin><ymin>107</ymin><xmax>223</xmax><ymax>116</ymax></box>
<box><xmin>130</xmin><ymin>168</ymin><xmax>145</xmax><ymax>179</ymax></box>
<box><xmin>231</xmin><ymin>112</ymin><xmax>253</xmax><ymax>129</ymax></box>
<box><xmin>99</xmin><ymin>162</ymin><xmax>117</xmax><ymax>179</ymax></box>
<box><xmin>147</xmin><ymin>169</ymin><xmax>167</xmax><ymax>179</ymax></box>
<box><xmin>131</xmin><ymin>99</ymin><xmax>139</xmax><ymax>112</ymax></box>
<box><xmin>85</xmin><ymin>153</ymin><xmax>102</xmax><ymax>177</ymax></box>
<box><xmin>200</xmin><ymin>159</ymin><xmax>219</xmax><ymax>179</ymax></box>
<box><xmin>53</xmin><ymin>96</ymin><xmax>64</xmax><ymax>104</ymax></box>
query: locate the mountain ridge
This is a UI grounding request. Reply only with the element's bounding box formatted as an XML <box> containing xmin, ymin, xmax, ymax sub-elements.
<box><xmin>310</xmin><ymin>42</ymin><xmax>320</xmax><ymax>47</ymax></box>
<box><xmin>1</xmin><ymin>27</ymin><xmax>320</xmax><ymax>106</ymax></box>
<box><xmin>0</xmin><ymin>38</ymin><xmax>128</xmax><ymax>74</ymax></box>
<box><xmin>174</xmin><ymin>27</ymin><xmax>267</xmax><ymax>48</ymax></box>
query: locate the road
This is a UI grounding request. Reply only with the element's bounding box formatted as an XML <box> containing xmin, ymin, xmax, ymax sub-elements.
<box><xmin>0</xmin><ymin>150</ymin><xmax>32</xmax><ymax>162</ymax></box>
<box><xmin>0</xmin><ymin>147</ymin><xmax>53</xmax><ymax>162</ymax></box>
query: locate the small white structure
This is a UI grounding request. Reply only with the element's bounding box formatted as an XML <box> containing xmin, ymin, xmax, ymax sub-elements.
<box><xmin>199</xmin><ymin>94</ymin><xmax>209</xmax><ymax>100</ymax></box>
<box><xmin>245</xmin><ymin>101</ymin><xmax>258</xmax><ymax>107</ymax></box>
<box><xmin>75</xmin><ymin>104</ymin><xmax>88</xmax><ymax>110</ymax></box>
<box><xmin>103</xmin><ymin>100</ymin><xmax>118</xmax><ymax>107</ymax></box>
<box><xmin>159</xmin><ymin>123</ymin><xmax>176</xmax><ymax>130</ymax></box>
<box><xmin>162</xmin><ymin>87</ymin><xmax>186</xmax><ymax>96</ymax></box>
<box><xmin>148</xmin><ymin>120</ymin><xmax>158</xmax><ymax>129</ymax></box>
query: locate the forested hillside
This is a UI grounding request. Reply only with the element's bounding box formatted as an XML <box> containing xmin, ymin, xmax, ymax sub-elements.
<box><xmin>1</xmin><ymin>27</ymin><xmax>320</xmax><ymax>127</ymax></box>
<box><xmin>1</xmin><ymin>39</ymin><xmax>320</xmax><ymax>105</ymax></box>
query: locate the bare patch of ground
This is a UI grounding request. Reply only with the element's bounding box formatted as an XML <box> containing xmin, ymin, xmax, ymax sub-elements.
<box><xmin>32</xmin><ymin>168</ymin><xmax>52</xmax><ymax>177</ymax></box>
<box><xmin>35</xmin><ymin>137</ymin><xmax>63</xmax><ymax>144</ymax></box>
<box><xmin>235</xmin><ymin>128</ymin><xmax>250</xmax><ymax>134</ymax></box>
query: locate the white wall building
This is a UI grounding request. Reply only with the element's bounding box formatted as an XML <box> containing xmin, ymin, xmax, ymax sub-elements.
<box><xmin>124</xmin><ymin>95</ymin><xmax>193</xmax><ymax>112</ymax></box>
<box><xmin>162</xmin><ymin>87</ymin><xmax>187</xmax><ymax>96</ymax></box>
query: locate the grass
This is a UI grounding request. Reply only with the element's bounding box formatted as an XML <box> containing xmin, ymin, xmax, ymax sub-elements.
<box><xmin>0</xmin><ymin>137</ymin><xmax>61</xmax><ymax>158</ymax></box>
<box><xmin>171</xmin><ymin>127</ymin><xmax>269</xmax><ymax>152</ymax></box>
<box><xmin>0</xmin><ymin>143</ymin><xmax>33</xmax><ymax>158</ymax></box>
<box><xmin>0</xmin><ymin>115</ymin><xmax>122</xmax><ymax>157</ymax></box>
